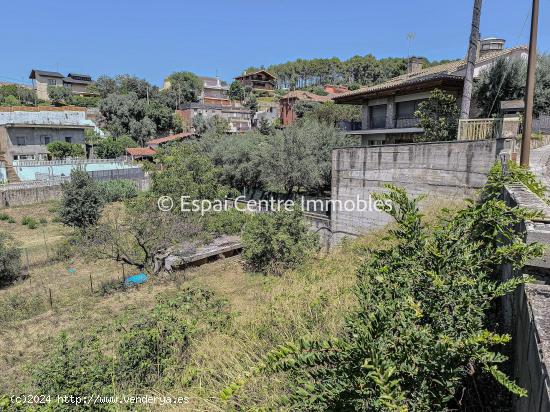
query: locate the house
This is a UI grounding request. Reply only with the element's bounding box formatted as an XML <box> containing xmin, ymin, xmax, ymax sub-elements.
<box><xmin>0</xmin><ymin>106</ymin><xmax>95</xmax><ymax>164</ymax></box>
<box><xmin>29</xmin><ymin>70</ymin><xmax>94</xmax><ymax>101</ymax></box>
<box><xmin>146</xmin><ymin>132</ymin><xmax>195</xmax><ymax>149</ymax></box>
<box><xmin>235</xmin><ymin>70</ymin><xmax>276</xmax><ymax>92</ymax></box>
<box><xmin>177</xmin><ymin>103</ymin><xmax>252</xmax><ymax>133</ymax></box>
<box><xmin>280</xmin><ymin>91</ymin><xmax>331</xmax><ymax>126</ymax></box>
<box><xmin>199</xmin><ymin>76</ymin><xmax>231</xmax><ymax>106</ymax></box>
<box><xmin>126</xmin><ymin>147</ymin><xmax>156</xmax><ymax>161</ymax></box>
<box><xmin>333</xmin><ymin>39</ymin><xmax>528</xmax><ymax>145</ymax></box>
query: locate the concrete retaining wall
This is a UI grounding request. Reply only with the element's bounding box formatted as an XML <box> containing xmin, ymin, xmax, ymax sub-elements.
<box><xmin>331</xmin><ymin>138</ymin><xmax>513</xmax><ymax>240</ymax></box>
<box><xmin>501</xmin><ymin>183</ymin><xmax>550</xmax><ymax>412</ymax></box>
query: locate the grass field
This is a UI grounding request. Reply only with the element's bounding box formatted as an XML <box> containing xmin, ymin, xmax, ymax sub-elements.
<box><xmin>0</xmin><ymin>197</ymin><xmax>464</xmax><ymax>410</ymax></box>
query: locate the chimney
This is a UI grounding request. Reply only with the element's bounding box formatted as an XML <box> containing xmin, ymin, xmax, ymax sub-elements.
<box><xmin>407</xmin><ymin>57</ymin><xmax>423</xmax><ymax>74</ymax></box>
<box><xmin>479</xmin><ymin>38</ymin><xmax>506</xmax><ymax>56</ymax></box>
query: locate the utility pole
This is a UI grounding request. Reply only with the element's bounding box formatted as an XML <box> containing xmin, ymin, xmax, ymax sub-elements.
<box><xmin>460</xmin><ymin>0</ymin><xmax>483</xmax><ymax>119</ymax></box>
<box><xmin>520</xmin><ymin>0</ymin><xmax>540</xmax><ymax>167</ymax></box>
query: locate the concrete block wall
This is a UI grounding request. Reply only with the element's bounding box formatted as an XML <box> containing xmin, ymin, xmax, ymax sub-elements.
<box><xmin>331</xmin><ymin>138</ymin><xmax>513</xmax><ymax>240</ymax></box>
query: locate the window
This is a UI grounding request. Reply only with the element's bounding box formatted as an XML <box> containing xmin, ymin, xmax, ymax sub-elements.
<box><xmin>370</xmin><ymin>105</ymin><xmax>387</xmax><ymax>129</ymax></box>
<box><xmin>395</xmin><ymin>100</ymin><xmax>424</xmax><ymax>128</ymax></box>
<box><xmin>16</xmin><ymin>136</ymin><xmax>25</xmax><ymax>146</ymax></box>
<box><xmin>47</xmin><ymin>78</ymin><xmax>57</xmax><ymax>86</ymax></box>
<box><xmin>65</xmin><ymin>137</ymin><xmax>72</xmax><ymax>143</ymax></box>
<box><xmin>41</xmin><ymin>135</ymin><xmax>51</xmax><ymax>145</ymax></box>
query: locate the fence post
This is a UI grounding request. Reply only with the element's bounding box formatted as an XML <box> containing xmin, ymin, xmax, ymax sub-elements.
<box><xmin>89</xmin><ymin>274</ymin><xmax>93</xmax><ymax>293</ymax></box>
<box><xmin>48</xmin><ymin>288</ymin><xmax>53</xmax><ymax>308</ymax></box>
<box><xmin>42</xmin><ymin>227</ymin><xmax>49</xmax><ymax>261</ymax></box>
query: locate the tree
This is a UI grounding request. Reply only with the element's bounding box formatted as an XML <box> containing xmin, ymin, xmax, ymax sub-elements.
<box><xmin>473</xmin><ymin>55</ymin><xmax>550</xmax><ymax>117</ymax></box>
<box><xmin>0</xmin><ymin>232</ymin><xmax>22</xmax><ymax>287</ymax></box>
<box><xmin>192</xmin><ymin>114</ymin><xmax>230</xmax><ymax>136</ymax></box>
<box><xmin>1</xmin><ymin>95</ymin><xmax>20</xmax><ymax>106</ymax></box>
<box><xmin>228</xmin><ymin>80</ymin><xmax>245</xmax><ymax>101</ymax></box>
<box><xmin>243</xmin><ymin>92</ymin><xmax>258</xmax><ymax>112</ymax></box>
<box><xmin>84</xmin><ymin>197</ymin><xmax>201</xmax><ymax>274</ymax></box>
<box><xmin>95</xmin><ymin>135</ymin><xmax>137</xmax><ymax>158</ymax></box>
<box><xmin>241</xmin><ymin>208</ymin><xmax>318</xmax><ymax>275</ymax></box>
<box><xmin>48</xmin><ymin>86</ymin><xmax>73</xmax><ymax>106</ymax></box>
<box><xmin>59</xmin><ymin>170</ymin><xmax>103</xmax><ymax>228</ymax></box>
<box><xmin>474</xmin><ymin>58</ymin><xmax>526</xmax><ymax>117</ymax></box>
<box><xmin>46</xmin><ymin>141</ymin><xmax>85</xmax><ymax>159</ymax></box>
<box><xmin>164</xmin><ymin>72</ymin><xmax>203</xmax><ymax>106</ymax></box>
<box><xmin>414</xmin><ymin>89</ymin><xmax>459</xmax><ymax>142</ymax></box>
<box><xmin>258</xmin><ymin>118</ymin><xmax>274</xmax><ymax>135</ymax></box>
<box><xmin>208</xmin><ymin>131</ymin><xmax>266</xmax><ymax>195</ymax></box>
<box><xmin>0</xmin><ymin>84</ymin><xmax>36</xmax><ymax>105</ymax></box>
<box><xmin>150</xmin><ymin>143</ymin><xmax>231</xmax><ymax>202</ymax></box>
<box><xmin>261</xmin><ymin>119</ymin><xmax>345</xmax><ymax>196</ymax></box>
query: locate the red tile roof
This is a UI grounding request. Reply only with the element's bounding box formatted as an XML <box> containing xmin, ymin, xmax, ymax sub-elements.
<box><xmin>126</xmin><ymin>147</ymin><xmax>156</xmax><ymax>157</ymax></box>
<box><xmin>146</xmin><ymin>132</ymin><xmax>194</xmax><ymax>146</ymax></box>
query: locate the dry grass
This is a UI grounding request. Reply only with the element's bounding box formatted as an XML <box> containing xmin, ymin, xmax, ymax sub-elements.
<box><xmin>0</xmin><ymin>196</ymin><xmax>465</xmax><ymax>410</ymax></box>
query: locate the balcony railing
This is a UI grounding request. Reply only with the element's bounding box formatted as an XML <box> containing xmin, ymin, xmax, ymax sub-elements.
<box><xmin>394</xmin><ymin>116</ymin><xmax>420</xmax><ymax>128</ymax></box>
<box><xmin>458</xmin><ymin>117</ymin><xmax>521</xmax><ymax>141</ymax></box>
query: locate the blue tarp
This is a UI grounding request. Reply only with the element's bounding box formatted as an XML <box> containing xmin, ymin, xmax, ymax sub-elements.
<box><xmin>125</xmin><ymin>273</ymin><xmax>148</xmax><ymax>286</ymax></box>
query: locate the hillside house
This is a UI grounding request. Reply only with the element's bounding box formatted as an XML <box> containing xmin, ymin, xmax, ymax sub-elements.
<box><xmin>235</xmin><ymin>70</ymin><xmax>276</xmax><ymax>92</ymax></box>
<box><xmin>279</xmin><ymin>85</ymin><xmax>351</xmax><ymax>126</ymax></box>
<box><xmin>333</xmin><ymin>39</ymin><xmax>528</xmax><ymax>145</ymax></box>
<box><xmin>29</xmin><ymin>70</ymin><xmax>94</xmax><ymax>101</ymax></box>
<box><xmin>177</xmin><ymin>103</ymin><xmax>252</xmax><ymax>133</ymax></box>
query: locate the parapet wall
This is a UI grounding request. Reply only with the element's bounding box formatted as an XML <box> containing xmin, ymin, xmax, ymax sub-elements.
<box><xmin>331</xmin><ymin>138</ymin><xmax>513</xmax><ymax>239</ymax></box>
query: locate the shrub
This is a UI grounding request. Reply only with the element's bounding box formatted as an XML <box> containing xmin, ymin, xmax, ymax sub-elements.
<box><xmin>59</xmin><ymin>170</ymin><xmax>103</xmax><ymax>228</ymax></box>
<box><xmin>97</xmin><ymin>179</ymin><xmax>138</xmax><ymax>203</ymax></box>
<box><xmin>95</xmin><ymin>135</ymin><xmax>137</xmax><ymax>159</ymax></box>
<box><xmin>21</xmin><ymin>216</ymin><xmax>38</xmax><ymax>229</ymax></box>
<box><xmin>0</xmin><ymin>232</ymin><xmax>22</xmax><ymax>287</ymax></box>
<box><xmin>203</xmin><ymin>208</ymin><xmax>251</xmax><ymax>236</ymax></box>
<box><xmin>116</xmin><ymin>288</ymin><xmax>229</xmax><ymax>388</ymax></box>
<box><xmin>241</xmin><ymin>208</ymin><xmax>319</xmax><ymax>274</ymax></box>
<box><xmin>32</xmin><ymin>333</ymin><xmax>114</xmax><ymax>411</ymax></box>
<box><xmin>224</xmin><ymin>186</ymin><xmax>543</xmax><ymax>410</ymax></box>
<box><xmin>0</xmin><ymin>212</ymin><xmax>11</xmax><ymax>221</ymax></box>
<box><xmin>46</xmin><ymin>141</ymin><xmax>85</xmax><ymax>159</ymax></box>
<box><xmin>414</xmin><ymin>88</ymin><xmax>459</xmax><ymax>142</ymax></box>
<box><xmin>482</xmin><ymin>161</ymin><xmax>547</xmax><ymax>201</ymax></box>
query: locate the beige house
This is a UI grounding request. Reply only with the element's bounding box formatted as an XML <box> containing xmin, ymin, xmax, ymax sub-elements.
<box><xmin>29</xmin><ymin>70</ymin><xmax>94</xmax><ymax>101</ymax></box>
<box><xmin>333</xmin><ymin>39</ymin><xmax>528</xmax><ymax>145</ymax></box>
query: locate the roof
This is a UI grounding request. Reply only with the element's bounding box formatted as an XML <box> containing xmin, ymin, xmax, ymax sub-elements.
<box><xmin>146</xmin><ymin>132</ymin><xmax>195</xmax><ymax>145</ymax></box>
<box><xmin>334</xmin><ymin>45</ymin><xmax>528</xmax><ymax>104</ymax></box>
<box><xmin>235</xmin><ymin>70</ymin><xmax>277</xmax><ymax>81</ymax></box>
<box><xmin>67</xmin><ymin>73</ymin><xmax>92</xmax><ymax>80</ymax></box>
<box><xmin>280</xmin><ymin>90</ymin><xmax>332</xmax><ymax>103</ymax></box>
<box><xmin>126</xmin><ymin>147</ymin><xmax>156</xmax><ymax>157</ymax></box>
<box><xmin>63</xmin><ymin>77</ymin><xmax>93</xmax><ymax>85</ymax></box>
<box><xmin>29</xmin><ymin>69</ymin><xmax>64</xmax><ymax>79</ymax></box>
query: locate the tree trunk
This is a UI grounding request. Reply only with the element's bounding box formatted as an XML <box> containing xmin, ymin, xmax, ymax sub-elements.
<box><xmin>460</xmin><ymin>0</ymin><xmax>483</xmax><ymax>119</ymax></box>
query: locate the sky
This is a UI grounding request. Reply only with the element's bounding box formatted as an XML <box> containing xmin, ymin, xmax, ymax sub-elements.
<box><xmin>1</xmin><ymin>0</ymin><xmax>549</xmax><ymax>87</ymax></box>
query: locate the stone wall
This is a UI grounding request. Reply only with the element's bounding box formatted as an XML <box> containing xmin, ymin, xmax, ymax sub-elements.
<box><xmin>331</xmin><ymin>138</ymin><xmax>513</xmax><ymax>240</ymax></box>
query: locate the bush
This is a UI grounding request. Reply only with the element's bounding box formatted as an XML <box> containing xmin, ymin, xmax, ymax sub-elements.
<box><xmin>482</xmin><ymin>161</ymin><xmax>547</xmax><ymax>201</ymax></box>
<box><xmin>46</xmin><ymin>141</ymin><xmax>85</xmax><ymax>159</ymax></box>
<box><xmin>95</xmin><ymin>135</ymin><xmax>137</xmax><ymax>159</ymax></box>
<box><xmin>97</xmin><ymin>179</ymin><xmax>138</xmax><ymax>203</ymax></box>
<box><xmin>0</xmin><ymin>232</ymin><xmax>22</xmax><ymax>287</ymax></box>
<box><xmin>0</xmin><ymin>212</ymin><xmax>11</xmax><ymax>221</ymax></box>
<box><xmin>241</xmin><ymin>208</ymin><xmax>319</xmax><ymax>274</ymax></box>
<box><xmin>224</xmin><ymin>186</ymin><xmax>543</xmax><ymax>410</ymax></box>
<box><xmin>21</xmin><ymin>216</ymin><xmax>38</xmax><ymax>229</ymax></box>
<box><xmin>59</xmin><ymin>170</ymin><xmax>103</xmax><ymax>228</ymax></box>
<box><xmin>32</xmin><ymin>333</ymin><xmax>114</xmax><ymax>411</ymax></box>
<box><xmin>203</xmin><ymin>208</ymin><xmax>251</xmax><ymax>236</ymax></box>
<box><xmin>414</xmin><ymin>88</ymin><xmax>459</xmax><ymax>142</ymax></box>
